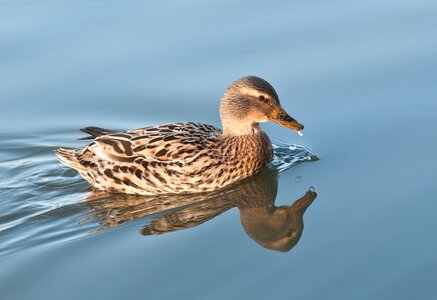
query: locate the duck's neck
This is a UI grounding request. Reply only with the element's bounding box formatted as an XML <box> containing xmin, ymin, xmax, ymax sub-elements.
<box><xmin>222</xmin><ymin>120</ymin><xmax>262</xmax><ymax>136</ymax></box>
<box><xmin>220</xmin><ymin>94</ymin><xmax>262</xmax><ymax>136</ymax></box>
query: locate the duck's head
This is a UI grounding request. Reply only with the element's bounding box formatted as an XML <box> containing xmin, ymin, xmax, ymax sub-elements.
<box><xmin>220</xmin><ymin>76</ymin><xmax>304</xmax><ymax>135</ymax></box>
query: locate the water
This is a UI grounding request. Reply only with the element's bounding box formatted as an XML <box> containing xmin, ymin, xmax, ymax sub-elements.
<box><xmin>1</xmin><ymin>1</ymin><xmax>437</xmax><ymax>299</ymax></box>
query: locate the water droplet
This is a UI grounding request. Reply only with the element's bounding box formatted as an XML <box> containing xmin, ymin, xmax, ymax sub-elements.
<box><xmin>309</xmin><ymin>186</ymin><xmax>315</xmax><ymax>192</ymax></box>
<box><xmin>297</xmin><ymin>130</ymin><xmax>304</xmax><ymax>137</ymax></box>
<box><xmin>295</xmin><ymin>176</ymin><xmax>302</xmax><ymax>182</ymax></box>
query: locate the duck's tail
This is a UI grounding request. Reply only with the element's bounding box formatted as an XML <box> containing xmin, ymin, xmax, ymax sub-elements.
<box><xmin>79</xmin><ymin>126</ymin><xmax>115</xmax><ymax>140</ymax></box>
<box><xmin>54</xmin><ymin>148</ymin><xmax>86</xmax><ymax>171</ymax></box>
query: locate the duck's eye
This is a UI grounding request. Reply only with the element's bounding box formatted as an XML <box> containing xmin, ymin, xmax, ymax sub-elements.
<box><xmin>258</xmin><ymin>95</ymin><xmax>266</xmax><ymax>101</ymax></box>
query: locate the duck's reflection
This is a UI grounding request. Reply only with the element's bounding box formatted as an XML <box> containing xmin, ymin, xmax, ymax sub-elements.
<box><xmin>84</xmin><ymin>168</ymin><xmax>316</xmax><ymax>252</ymax></box>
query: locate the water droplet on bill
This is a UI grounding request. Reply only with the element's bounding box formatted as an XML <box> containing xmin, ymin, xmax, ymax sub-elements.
<box><xmin>297</xmin><ymin>130</ymin><xmax>304</xmax><ymax>136</ymax></box>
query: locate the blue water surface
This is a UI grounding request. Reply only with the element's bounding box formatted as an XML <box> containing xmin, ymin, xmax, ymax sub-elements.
<box><xmin>1</xmin><ymin>1</ymin><xmax>437</xmax><ymax>299</ymax></box>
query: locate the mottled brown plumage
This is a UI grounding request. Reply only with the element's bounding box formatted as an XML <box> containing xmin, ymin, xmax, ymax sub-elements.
<box><xmin>55</xmin><ymin>76</ymin><xmax>304</xmax><ymax>195</ymax></box>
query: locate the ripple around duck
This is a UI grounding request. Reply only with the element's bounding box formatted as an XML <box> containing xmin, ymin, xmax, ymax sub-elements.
<box><xmin>271</xmin><ymin>142</ymin><xmax>319</xmax><ymax>172</ymax></box>
<box><xmin>0</xmin><ymin>132</ymin><xmax>318</xmax><ymax>257</ymax></box>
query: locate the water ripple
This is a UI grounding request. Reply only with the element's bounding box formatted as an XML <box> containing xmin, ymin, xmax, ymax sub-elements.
<box><xmin>0</xmin><ymin>132</ymin><xmax>317</xmax><ymax>257</ymax></box>
<box><xmin>271</xmin><ymin>142</ymin><xmax>319</xmax><ymax>172</ymax></box>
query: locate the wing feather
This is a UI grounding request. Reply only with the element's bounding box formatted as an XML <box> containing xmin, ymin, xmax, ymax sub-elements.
<box><xmin>90</xmin><ymin>123</ymin><xmax>222</xmax><ymax>162</ymax></box>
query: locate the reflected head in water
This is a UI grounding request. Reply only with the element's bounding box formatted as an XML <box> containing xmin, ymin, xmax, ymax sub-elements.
<box><xmin>85</xmin><ymin>168</ymin><xmax>317</xmax><ymax>252</ymax></box>
<box><xmin>239</xmin><ymin>186</ymin><xmax>316</xmax><ymax>252</ymax></box>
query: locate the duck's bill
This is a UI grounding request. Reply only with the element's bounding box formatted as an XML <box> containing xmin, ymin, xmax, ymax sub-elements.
<box><xmin>269</xmin><ymin>107</ymin><xmax>304</xmax><ymax>132</ymax></box>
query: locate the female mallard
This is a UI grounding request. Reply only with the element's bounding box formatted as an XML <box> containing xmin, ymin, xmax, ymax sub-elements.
<box><xmin>55</xmin><ymin>76</ymin><xmax>304</xmax><ymax>195</ymax></box>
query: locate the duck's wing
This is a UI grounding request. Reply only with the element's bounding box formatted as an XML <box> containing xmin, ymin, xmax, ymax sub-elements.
<box><xmin>89</xmin><ymin>122</ymin><xmax>222</xmax><ymax>162</ymax></box>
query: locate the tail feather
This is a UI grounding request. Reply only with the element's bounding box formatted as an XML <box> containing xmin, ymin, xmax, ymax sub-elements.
<box><xmin>79</xmin><ymin>127</ymin><xmax>114</xmax><ymax>140</ymax></box>
<box><xmin>54</xmin><ymin>148</ymin><xmax>85</xmax><ymax>171</ymax></box>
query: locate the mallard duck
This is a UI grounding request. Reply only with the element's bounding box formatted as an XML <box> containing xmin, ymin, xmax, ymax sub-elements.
<box><xmin>55</xmin><ymin>76</ymin><xmax>304</xmax><ymax>195</ymax></box>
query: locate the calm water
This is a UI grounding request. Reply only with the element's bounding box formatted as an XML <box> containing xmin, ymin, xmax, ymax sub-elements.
<box><xmin>1</xmin><ymin>1</ymin><xmax>437</xmax><ymax>299</ymax></box>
